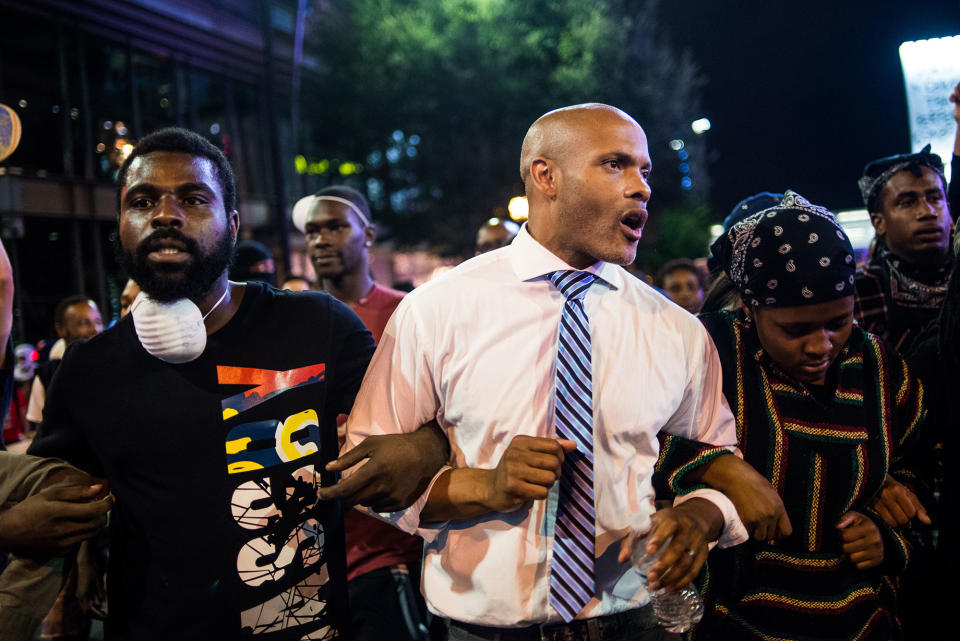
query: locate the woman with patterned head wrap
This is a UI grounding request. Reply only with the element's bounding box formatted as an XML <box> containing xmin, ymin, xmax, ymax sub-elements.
<box><xmin>689</xmin><ymin>191</ymin><xmax>929</xmax><ymax>640</ymax></box>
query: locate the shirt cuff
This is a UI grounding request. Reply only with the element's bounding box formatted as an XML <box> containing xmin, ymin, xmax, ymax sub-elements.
<box><xmin>361</xmin><ymin>465</ymin><xmax>452</xmax><ymax>543</ymax></box>
<box><xmin>673</xmin><ymin>487</ymin><xmax>749</xmax><ymax>548</ymax></box>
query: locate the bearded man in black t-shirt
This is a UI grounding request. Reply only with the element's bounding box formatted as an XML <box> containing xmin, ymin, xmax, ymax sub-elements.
<box><xmin>28</xmin><ymin>129</ymin><xmax>445</xmax><ymax>640</ymax></box>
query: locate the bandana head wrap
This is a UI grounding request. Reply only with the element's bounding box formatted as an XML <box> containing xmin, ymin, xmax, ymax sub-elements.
<box><xmin>711</xmin><ymin>191</ymin><xmax>856</xmax><ymax>308</ymax></box>
<box><xmin>722</xmin><ymin>192</ymin><xmax>784</xmax><ymax>232</ymax></box>
<box><xmin>857</xmin><ymin>144</ymin><xmax>946</xmax><ymax>212</ymax></box>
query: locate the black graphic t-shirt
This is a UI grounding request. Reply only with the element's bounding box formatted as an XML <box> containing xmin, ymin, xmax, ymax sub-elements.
<box><xmin>30</xmin><ymin>283</ymin><xmax>375</xmax><ymax>640</ymax></box>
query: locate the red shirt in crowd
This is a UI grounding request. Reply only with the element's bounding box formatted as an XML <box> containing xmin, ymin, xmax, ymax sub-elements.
<box><xmin>343</xmin><ymin>282</ymin><xmax>423</xmax><ymax>580</ymax></box>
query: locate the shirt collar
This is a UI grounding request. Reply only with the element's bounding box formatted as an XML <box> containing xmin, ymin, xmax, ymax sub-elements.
<box><xmin>508</xmin><ymin>223</ymin><xmax>622</xmax><ymax>290</ymax></box>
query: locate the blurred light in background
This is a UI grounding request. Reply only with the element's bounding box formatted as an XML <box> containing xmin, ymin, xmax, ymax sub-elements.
<box><xmin>899</xmin><ymin>35</ymin><xmax>960</xmax><ymax>182</ymax></box>
<box><xmin>708</xmin><ymin>224</ymin><xmax>724</xmax><ymax>246</ymax></box>
<box><xmin>691</xmin><ymin>118</ymin><xmax>711</xmax><ymax>134</ymax></box>
<box><xmin>835</xmin><ymin>209</ymin><xmax>874</xmax><ymax>250</ymax></box>
<box><xmin>508</xmin><ymin>196</ymin><xmax>528</xmax><ymax>221</ymax></box>
<box><xmin>669</xmin><ymin>139</ymin><xmax>685</xmax><ymax>150</ymax></box>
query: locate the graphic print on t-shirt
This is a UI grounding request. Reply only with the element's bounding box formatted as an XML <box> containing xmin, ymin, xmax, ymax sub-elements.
<box><xmin>219</xmin><ymin>363</ymin><xmax>340</xmax><ymax>639</ymax></box>
<box><xmin>219</xmin><ymin>364</ymin><xmax>327</xmax><ymax>418</ymax></box>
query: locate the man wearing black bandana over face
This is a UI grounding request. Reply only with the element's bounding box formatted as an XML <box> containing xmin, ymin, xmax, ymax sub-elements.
<box><xmin>27</xmin><ymin>128</ymin><xmax>448</xmax><ymax>640</ymax></box>
<box><xmin>854</xmin><ymin>145</ymin><xmax>953</xmax><ymax>356</ymax></box>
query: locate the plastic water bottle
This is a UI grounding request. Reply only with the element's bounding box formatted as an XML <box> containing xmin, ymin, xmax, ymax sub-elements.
<box><xmin>630</xmin><ymin>533</ymin><xmax>704</xmax><ymax>633</ymax></box>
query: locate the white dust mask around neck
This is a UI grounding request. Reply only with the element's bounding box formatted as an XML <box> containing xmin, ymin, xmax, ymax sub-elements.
<box><xmin>130</xmin><ymin>288</ymin><xmax>228</xmax><ymax>364</ymax></box>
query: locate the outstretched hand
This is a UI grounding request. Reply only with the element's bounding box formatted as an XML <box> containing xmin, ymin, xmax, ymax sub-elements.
<box><xmin>0</xmin><ymin>482</ymin><xmax>112</xmax><ymax>555</ymax></box>
<box><xmin>317</xmin><ymin>422</ymin><xmax>450</xmax><ymax>512</ymax></box>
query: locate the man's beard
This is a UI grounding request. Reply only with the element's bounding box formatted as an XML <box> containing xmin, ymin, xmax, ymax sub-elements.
<box><xmin>116</xmin><ymin>228</ymin><xmax>234</xmax><ymax>303</ymax></box>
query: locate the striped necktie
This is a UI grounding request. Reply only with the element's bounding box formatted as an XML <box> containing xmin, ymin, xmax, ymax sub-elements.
<box><xmin>548</xmin><ymin>269</ymin><xmax>596</xmax><ymax>622</ymax></box>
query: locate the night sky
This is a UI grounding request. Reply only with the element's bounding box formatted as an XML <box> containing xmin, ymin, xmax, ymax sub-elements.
<box><xmin>660</xmin><ymin>0</ymin><xmax>960</xmax><ymax>220</ymax></box>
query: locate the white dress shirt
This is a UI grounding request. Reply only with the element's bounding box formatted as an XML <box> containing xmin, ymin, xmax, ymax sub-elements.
<box><xmin>344</xmin><ymin>225</ymin><xmax>745</xmax><ymax>627</ymax></box>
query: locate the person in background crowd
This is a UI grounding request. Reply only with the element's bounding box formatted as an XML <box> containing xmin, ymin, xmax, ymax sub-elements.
<box><xmin>948</xmin><ymin>80</ymin><xmax>960</xmax><ymax>224</ymax></box>
<box><xmin>229</xmin><ymin>239</ymin><xmax>276</xmax><ymax>285</ymax></box>
<box><xmin>25</xmin><ymin>296</ymin><xmax>103</xmax><ymax>428</ymax></box>
<box><xmin>0</xmin><ymin>453</ymin><xmax>111</xmax><ymax>639</ymax></box>
<box><xmin>280</xmin><ymin>276</ymin><xmax>312</xmax><ymax>291</ymax></box>
<box><xmin>119</xmin><ymin>279</ymin><xmax>141</xmax><ymax>318</ymax></box>
<box><xmin>294</xmin><ymin>185</ymin><xmax>430</xmax><ymax>641</ymax></box>
<box><xmin>693</xmin><ymin>191</ymin><xmax>929</xmax><ymax>640</ymax></box>
<box><xmin>2</xmin><ymin>344</ymin><xmax>35</xmax><ymax>444</ymax></box>
<box><xmin>908</xmin><ymin>254</ymin><xmax>960</xmax><ymax>641</ymax></box>
<box><xmin>474</xmin><ymin>217</ymin><xmax>519</xmax><ymax>255</ymax></box>
<box><xmin>337</xmin><ymin>103</ymin><xmax>788</xmax><ymax>641</ymax></box>
<box><xmin>702</xmin><ymin>192</ymin><xmax>783</xmax><ymax>314</ymax></box>
<box><xmin>855</xmin><ymin>145</ymin><xmax>952</xmax><ymax>356</ymax></box>
<box><xmin>296</xmin><ymin>186</ymin><xmax>409</xmax><ymax>341</ymax></box>
<box><xmin>0</xmin><ymin>238</ymin><xmax>110</xmax><ymax>641</ymax></box>
<box><xmin>657</xmin><ymin>258</ymin><xmax>705</xmax><ymax>314</ymax></box>
<box><xmin>0</xmin><ymin>238</ymin><xmax>14</xmax><ymax>448</ymax></box>
<box><xmin>28</xmin><ymin>128</ymin><xmax>446</xmax><ymax>640</ymax></box>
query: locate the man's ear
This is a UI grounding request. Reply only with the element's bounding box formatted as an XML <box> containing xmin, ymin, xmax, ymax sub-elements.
<box><xmin>364</xmin><ymin>223</ymin><xmax>377</xmax><ymax>247</ymax></box>
<box><xmin>228</xmin><ymin>210</ymin><xmax>240</xmax><ymax>241</ymax></box>
<box><xmin>54</xmin><ymin>322</ymin><xmax>66</xmax><ymax>340</ymax></box>
<box><xmin>869</xmin><ymin>211</ymin><xmax>886</xmax><ymax>236</ymax></box>
<box><xmin>530</xmin><ymin>157</ymin><xmax>560</xmax><ymax>199</ymax></box>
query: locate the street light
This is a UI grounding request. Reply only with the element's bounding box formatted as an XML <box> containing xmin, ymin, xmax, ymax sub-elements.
<box><xmin>508</xmin><ymin>196</ymin><xmax>528</xmax><ymax>221</ymax></box>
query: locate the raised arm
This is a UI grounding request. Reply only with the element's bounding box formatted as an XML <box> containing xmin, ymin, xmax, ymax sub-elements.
<box><xmin>0</xmin><ymin>238</ymin><xmax>13</xmax><ymax>368</ymax></box>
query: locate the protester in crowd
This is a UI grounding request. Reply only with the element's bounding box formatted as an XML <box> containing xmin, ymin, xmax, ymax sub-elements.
<box><xmin>855</xmin><ymin>145</ymin><xmax>952</xmax><ymax>356</ymax></box>
<box><xmin>297</xmin><ymin>186</ymin><xmax>409</xmax><ymax>342</ymax></box>
<box><xmin>25</xmin><ymin>296</ymin><xmax>103</xmax><ymax>428</ymax></box>
<box><xmin>28</xmin><ymin>128</ymin><xmax>447</xmax><ymax>640</ymax></box>
<box><xmin>336</xmin><ymin>104</ymin><xmax>790</xmax><ymax>641</ymax></box>
<box><xmin>0</xmin><ymin>453</ymin><xmax>111</xmax><ymax>639</ymax></box>
<box><xmin>229</xmin><ymin>239</ymin><xmax>276</xmax><ymax>285</ymax></box>
<box><xmin>0</xmin><ymin>238</ymin><xmax>14</xmax><ymax>449</ymax></box>
<box><xmin>118</xmin><ymin>278</ymin><xmax>140</xmax><ymax>318</ymax></box>
<box><xmin>0</xmin><ymin>240</ymin><xmax>109</xmax><ymax>640</ymax></box>
<box><xmin>908</xmin><ymin>255</ymin><xmax>960</xmax><ymax>641</ymax></box>
<box><xmin>693</xmin><ymin>191</ymin><xmax>928</xmax><ymax>640</ymax></box>
<box><xmin>2</xmin><ymin>345</ymin><xmax>34</xmax><ymax>445</ymax></box>
<box><xmin>280</xmin><ymin>276</ymin><xmax>311</xmax><ymax>291</ymax></box>
<box><xmin>702</xmin><ymin>192</ymin><xmax>783</xmax><ymax>314</ymax></box>
<box><xmin>474</xmin><ymin>217</ymin><xmax>519</xmax><ymax>255</ymax></box>
<box><xmin>949</xmin><ymin>80</ymin><xmax>960</xmax><ymax>224</ymax></box>
<box><xmin>657</xmin><ymin>258</ymin><xmax>705</xmax><ymax>314</ymax></box>
<box><xmin>294</xmin><ymin>185</ymin><xmax>430</xmax><ymax>641</ymax></box>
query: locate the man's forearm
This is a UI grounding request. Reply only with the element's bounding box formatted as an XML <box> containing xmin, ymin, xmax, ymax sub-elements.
<box><xmin>420</xmin><ymin>468</ymin><xmax>497</xmax><ymax>524</ymax></box>
<box><xmin>684</xmin><ymin>451</ymin><xmax>741</xmax><ymax>487</ymax></box>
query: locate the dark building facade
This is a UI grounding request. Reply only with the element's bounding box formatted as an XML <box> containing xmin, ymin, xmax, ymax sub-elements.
<box><xmin>0</xmin><ymin>0</ymin><xmax>310</xmax><ymax>343</ymax></box>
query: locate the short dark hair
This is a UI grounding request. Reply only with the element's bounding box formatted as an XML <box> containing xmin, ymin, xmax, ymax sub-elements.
<box><xmin>116</xmin><ymin>127</ymin><xmax>237</xmax><ymax>215</ymax></box>
<box><xmin>657</xmin><ymin>258</ymin><xmax>704</xmax><ymax>289</ymax></box>
<box><xmin>314</xmin><ymin>185</ymin><xmax>372</xmax><ymax>224</ymax></box>
<box><xmin>54</xmin><ymin>295</ymin><xmax>95</xmax><ymax>328</ymax></box>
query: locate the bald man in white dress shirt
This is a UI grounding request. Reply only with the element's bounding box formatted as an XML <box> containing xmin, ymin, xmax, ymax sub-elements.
<box><xmin>335</xmin><ymin>104</ymin><xmax>787</xmax><ymax>641</ymax></box>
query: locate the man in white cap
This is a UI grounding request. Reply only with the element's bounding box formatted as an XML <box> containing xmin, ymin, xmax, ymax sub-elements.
<box><xmin>293</xmin><ymin>185</ymin><xmax>430</xmax><ymax>640</ymax></box>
